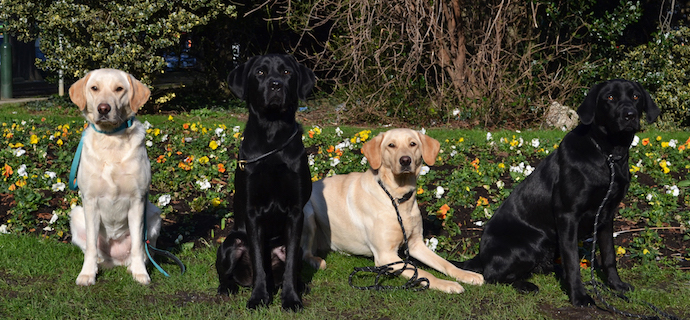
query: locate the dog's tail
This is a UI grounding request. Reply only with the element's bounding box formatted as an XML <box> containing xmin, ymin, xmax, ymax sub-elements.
<box><xmin>450</xmin><ymin>255</ymin><xmax>483</xmax><ymax>274</ymax></box>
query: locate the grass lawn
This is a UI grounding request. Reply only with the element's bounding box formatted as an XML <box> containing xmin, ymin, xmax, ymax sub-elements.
<box><xmin>1</xmin><ymin>97</ymin><xmax>689</xmax><ymax>319</ymax></box>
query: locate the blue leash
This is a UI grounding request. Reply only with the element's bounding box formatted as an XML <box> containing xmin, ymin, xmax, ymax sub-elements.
<box><xmin>68</xmin><ymin>117</ymin><xmax>185</xmax><ymax>277</ymax></box>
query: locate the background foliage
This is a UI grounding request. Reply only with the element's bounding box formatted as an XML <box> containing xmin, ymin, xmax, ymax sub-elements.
<box><xmin>1</xmin><ymin>0</ymin><xmax>689</xmax><ymax>128</ymax></box>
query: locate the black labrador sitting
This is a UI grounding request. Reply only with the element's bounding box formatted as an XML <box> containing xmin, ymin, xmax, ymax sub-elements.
<box><xmin>454</xmin><ymin>79</ymin><xmax>660</xmax><ymax>306</ymax></box>
<box><xmin>216</xmin><ymin>54</ymin><xmax>315</xmax><ymax>311</ymax></box>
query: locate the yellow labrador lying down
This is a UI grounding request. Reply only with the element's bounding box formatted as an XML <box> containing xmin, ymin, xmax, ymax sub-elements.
<box><xmin>302</xmin><ymin>129</ymin><xmax>484</xmax><ymax>293</ymax></box>
<box><xmin>68</xmin><ymin>69</ymin><xmax>161</xmax><ymax>286</ymax></box>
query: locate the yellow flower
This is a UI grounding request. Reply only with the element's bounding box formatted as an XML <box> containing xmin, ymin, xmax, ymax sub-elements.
<box><xmin>616</xmin><ymin>246</ymin><xmax>626</xmax><ymax>255</ymax></box>
<box><xmin>198</xmin><ymin>156</ymin><xmax>210</xmax><ymax>164</ymax></box>
<box><xmin>417</xmin><ymin>187</ymin><xmax>424</xmax><ymax>195</ymax></box>
<box><xmin>57</xmin><ymin>139</ymin><xmax>63</xmax><ymax>146</ymax></box>
<box><xmin>643</xmin><ymin>248</ymin><xmax>650</xmax><ymax>255</ymax></box>
<box><xmin>190</xmin><ymin>123</ymin><xmax>198</xmax><ymax>132</ymax></box>
<box><xmin>12</xmin><ymin>142</ymin><xmax>24</xmax><ymax>148</ymax></box>
<box><xmin>629</xmin><ymin>165</ymin><xmax>640</xmax><ymax>173</ymax></box>
<box><xmin>476</xmin><ymin>196</ymin><xmax>489</xmax><ymax>206</ymax></box>
<box><xmin>458</xmin><ymin>137</ymin><xmax>464</xmax><ymax>143</ymax></box>
<box><xmin>15</xmin><ymin>180</ymin><xmax>26</xmax><ymax>188</ymax></box>
<box><xmin>311</xmin><ymin>175</ymin><xmax>319</xmax><ymax>182</ymax></box>
<box><xmin>209</xmin><ymin>140</ymin><xmax>219</xmax><ymax>150</ymax></box>
<box><xmin>656</xmin><ymin>136</ymin><xmax>662</xmax><ymax>141</ymax></box>
<box><xmin>168</xmin><ymin>115</ymin><xmax>174</xmax><ymax>121</ymax></box>
<box><xmin>153</xmin><ymin>128</ymin><xmax>160</xmax><ymax>136</ymax></box>
<box><xmin>30</xmin><ymin>135</ymin><xmax>39</xmax><ymax>144</ymax></box>
<box><xmin>211</xmin><ymin>198</ymin><xmax>221</xmax><ymax>207</ymax></box>
<box><xmin>661</xmin><ymin>141</ymin><xmax>669</xmax><ymax>148</ymax></box>
<box><xmin>233</xmin><ymin>132</ymin><xmax>241</xmax><ymax>139</ymax></box>
<box><xmin>498</xmin><ymin>163</ymin><xmax>505</xmax><ymax>169</ymax></box>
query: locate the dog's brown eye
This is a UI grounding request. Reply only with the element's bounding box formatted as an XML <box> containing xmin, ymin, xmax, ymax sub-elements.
<box><xmin>633</xmin><ymin>94</ymin><xmax>639</xmax><ymax>100</ymax></box>
<box><xmin>257</xmin><ymin>70</ymin><xmax>264</xmax><ymax>76</ymax></box>
<box><xmin>410</xmin><ymin>142</ymin><xmax>417</xmax><ymax>147</ymax></box>
<box><xmin>91</xmin><ymin>86</ymin><xmax>98</xmax><ymax>91</ymax></box>
<box><xmin>607</xmin><ymin>95</ymin><xmax>614</xmax><ymax>101</ymax></box>
<box><xmin>388</xmin><ymin>143</ymin><xmax>396</xmax><ymax>148</ymax></box>
<box><xmin>115</xmin><ymin>87</ymin><xmax>124</xmax><ymax>92</ymax></box>
<box><xmin>283</xmin><ymin>70</ymin><xmax>291</xmax><ymax>75</ymax></box>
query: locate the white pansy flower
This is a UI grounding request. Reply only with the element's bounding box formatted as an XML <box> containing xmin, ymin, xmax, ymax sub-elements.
<box><xmin>665</xmin><ymin>185</ymin><xmax>680</xmax><ymax>197</ymax></box>
<box><xmin>361</xmin><ymin>157</ymin><xmax>368</xmax><ymax>165</ymax></box>
<box><xmin>17</xmin><ymin>164</ymin><xmax>27</xmax><ymax>177</ymax></box>
<box><xmin>335</xmin><ymin>127</ymin><xmax>343</xmax><ymax>137</ymax></box>
<box><xmin>419</xmin><ymin>165</ymin><xmax>430</xmax><ymax>176</ymax></box>
<box><xmin>486</xmin><ymin>132</ymin><xmax>492</xmax><ymax>141</ymax></box>
<box><xmin>215</xmin><ymin>127</ymin><xmax>224</xmax><ymax>136</ymax></box>
<box><xmin>146</xmin><ymin>140</ymin><xmax>153</xmax><ymax>147</ymax></box>
<box><xmin>631</xmin><ymin>135</ymin><xmax>640</xmax><ymax>147</ymax></box>
<box><xmin>44</xmin><ymin>171</ymin><xmax>57</xmax><ymax>179</ymax></box>
<box><xmin>51</xmin><ymin>182</ymin><xmax>66</xmax><ymax>192</ymax></box>
<box><xmin>14</xmin><ymin>148</ymin><xmax>26</xmax><ymax>157</ymax></box>
<box><xmin>0</xmin><ymin>224</ymin><xmax>10</xmax><ymax>234</ymax></box>
<box><xmin>669</xmin><ymin>139</ymin><xmax>677</xmax><ymax>148</ymax></box>
<box><xmin>158</xmin><ymin>194</ymin><xmax>172</xmax><ymax>207</ymax></box>
<box><xmin>196</xmin><ymin>179</ymin><xmax>211</xmax><ymax>190</ymax></box>
<box><xmin>531</xmin><ymin>138</ymin><xmax>540</xmax><ymax>148</ymax></box>
<box><xmin>330</xmin><ymin>157</ymin><xmax>340</xmax><ymax>167</ymax></box>
<box><xmin>161</xmin><ymin>134</ymin><xmax>169</xmax><ymax>142</ymax></box>
<box><xmin>425</xmin><ymin>237</ymin><xmax>438</xmax><ymax>251</ymax></box>
<box><xmin>435</xmin><ymin>186</ymin><xmax>445</xmax><ymax>199</ymax></box>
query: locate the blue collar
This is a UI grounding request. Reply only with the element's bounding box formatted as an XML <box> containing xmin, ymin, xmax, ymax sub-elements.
<box><xmin>68</xmin><ymin>117</ymin><xmax>136</xmax><ymax>190</ymax></box>
<box><xmin>90</xmin><ymin>117</ymin><xmax>136</xmax><ymax>134</ymax></box>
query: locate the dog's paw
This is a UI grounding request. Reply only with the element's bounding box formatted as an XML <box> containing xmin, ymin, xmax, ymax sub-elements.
<box><xmin>246</xmin><ymin>296</ymin><xmax>272</xmax><ymax>310</ymax></box>
<box><xmin>76</xmin><ymin>273</ymin><xmax>96</xmax><ymax>286</ymax></box>
<box><xmin>305</xmin><ymin>256</ymin><xmax>327</xmax><ymax>270</ymax></box>
<box><xmin>609</xmin><ymin>280</ymin><xmax>634</xmax><ymax>292</ymax></box>
<box><xmin>132</xmin><ymin>272</ymin><xmax>151</xmax><ymax>285</ymax></box>
<box><xmin>432</xmin><ymin>279</ymin><xmax>465</xmax><ymax>294</ymax></box>
<box><xmin>571</xmin><ymin>291</ymin><xmax>596</xmax><ymax>307</ymax></box>
<box><xmin>458</xmin><ymin>271</ymin><xmax>484</xmax><ymax>286</ymax></box>
<box><xmin>281</xmin><ymin>297</ymin><xmax>303</xmax><ymax>312</ymax></box>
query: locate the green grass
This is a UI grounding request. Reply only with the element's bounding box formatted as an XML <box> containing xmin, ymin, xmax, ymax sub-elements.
<box><xmin>1</xmin><ymin>234</ymin><xmax>689</xmax><ymax>319</ymax></box>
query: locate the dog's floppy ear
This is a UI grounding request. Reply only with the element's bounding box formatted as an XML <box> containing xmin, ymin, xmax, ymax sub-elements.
<box><xmin>296</xmin><ymin>59</ymin><xmax>316</xmax><ymax>101</ymax></box>
<box><xmin>127</xmin><ymin>74</ymin><xmax>151</xmax><ymax>113</ymax></box>
<box><xmin>361</xmin><ymin>132</ymin><xmax>384</xmax><ymax>170</ymax></box>
<box><xmin>69</xmin><ymin>71</ymin><xmax>92</xmax><ymax>111</ymax></box>
<box><xmin>577</xmin><ymin>82</ymin><xmax>605</xmax><ymax>125</ymax></box>
<box><xmin>417</xmin><ymin>131</ymin><xmax>440</xmax><ymax>166</ymax></box>
<box><xmin>227</xmin><ymin>56</ymin><xmax>258</xmax><ymax>100</ymax></box>
<box><xmin>634</xmin><ymin>81</ymin><xmax>660</xmax><ymax>123</ymax></box>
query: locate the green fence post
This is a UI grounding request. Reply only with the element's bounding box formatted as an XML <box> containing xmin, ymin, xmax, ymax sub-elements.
<box><xmin>1</xmin><ymin>32</ymin><xmax>13</xmax><ymax>100</ymax></box>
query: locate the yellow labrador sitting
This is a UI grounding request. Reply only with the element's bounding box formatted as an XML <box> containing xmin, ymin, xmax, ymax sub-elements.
<box><xmin>68</xmin><ymin>69</ymin><xmax>161</xmax><ymax>286</ymax></box>
<box><xmin>302</xmin><ymin>129</ymin><xmax>484</xmax><ymax>293</ymax></box>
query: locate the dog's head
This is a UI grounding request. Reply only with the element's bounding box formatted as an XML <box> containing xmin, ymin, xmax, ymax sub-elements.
<box><xmin>227</xmin><ymin>54</ymin><xmax>315</xmax><ymax>118</ymax></box>
<box><xmin>361</xmin><ymin>129</ymin><xmax>440</xmax><ymax>177</ymax></box>
<box><xmin>69</xmin><ymin>69</ymin><xmax>150</xmax><ymax>131</ymax></box>
<box><xmin>577</xmin><ymin>79</ymin><xmax>660</xmax><ymax>133</ymax></box>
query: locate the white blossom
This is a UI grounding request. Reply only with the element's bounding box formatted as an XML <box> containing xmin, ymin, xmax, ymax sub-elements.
<box><xmin>17</xmin><ymin>164</ymin><xmax>27</xmax><ymax>177</ymax></box>
<box><xmin>486</xmin><ymin>132</ymin><xmax>493</xmax><ymax>141</ymax></box>
<box><xmin>669</xmin><ymin>139</ymin><xmax>678</xmax><ymax>148</ymax></box>
<box><xmin>14</xmin><ymin>148</ymin><xmax>26</xmax><ymax>157</ymax></box>
<box><xmin>49</xmin><ymin>212</ymin><xmax>59</xmax><ymax>224</ymax></box>
<box><xmin>419</xmin><ymin>165</ymin><xmax>430</xmax><ymax>176</ymax></box>
<box><xmin>51</xmin><ymin>182</ymin><xmax>66</xmax><ymax>192</ymax></box>
<box><xmin>330</xmin><ymin>157</ymin><xmax>340</xmax><ymax>167</ymax></box>
<box><xmin>435</xmin><ymin>186</ymin><xmax>445</xmax><ymax>199</ymax></box>
<box><xmin>335</xmin><ymin>127</ymin><xmax>343</xmax><ymax>137</ymax></box>
<box><xmin>531</xmin><ymin>138</ymin><xmax>540</xmax><ymax>148</ymax></box>
<box><xmin>631</xmin><ymin>135</ymin><xmax>640</xmax><ymax>147</ymax></box>
<box><xmin>44</xmin><ymin>171</ymin><xmax>57</xmax><ymax>179</ymax></box>
<box><xmin>158</xmin><ymin>194</ymin><xmax>172</xmax><ymax>207</ymax></box>
<box><xmin>215</xmin><ymin>127</ymin><xmax>224</xmax><ymax>136</ymax></box>
<box><xmin>425</xmin><ymin>237</ymin><xmax>438</xmax><ymax>251</ymax></box>
<box><xmin>665</xmin><ymin>185</ymin><xmax>680</xmax><ymax>197</ymax></box>
<box><xmin>196</xmin><ymin>179</ymin><xmax>211</xmax><ymax>190</ymax></box>
<box><xmin>146</xmin><ymin>140</ymin><xmax>153</xmax><ymax>147</ymax></box>
<box><xmin>0</xmin><ymin>224</ymin><xmax>9</xmax><ymax>234</ymax></box>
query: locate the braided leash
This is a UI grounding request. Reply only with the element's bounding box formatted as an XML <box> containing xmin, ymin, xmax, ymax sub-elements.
<box><xmin>348</xmin><ymin>180</ymin><xmax>430</xmax><ymax>291</ymax></box>
<box><xmin>587</xmin><ymin>150</ymin><xmax>681</xmax><ymax>320</ymax></box>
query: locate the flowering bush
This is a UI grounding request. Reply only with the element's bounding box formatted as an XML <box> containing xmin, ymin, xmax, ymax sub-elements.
<box><xmin>1</xmin><ymin>114</ymin><xmax>688</xmax><ymax>266</ymax></box>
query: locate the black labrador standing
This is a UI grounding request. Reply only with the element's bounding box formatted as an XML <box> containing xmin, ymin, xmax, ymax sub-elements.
<box><xmin>216</xmin><ymin>54</ymin><xmax>315</xmax><ymax>311</ymax></box>
<box><xmin>454</xmin><ymin>79</ymin><xmax>660</xmax><ymax>306</ymax></box>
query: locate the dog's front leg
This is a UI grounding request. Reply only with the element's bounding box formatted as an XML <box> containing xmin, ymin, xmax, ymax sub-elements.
<box><xmin>281</xmin><ymin>207</ymin><xmax>304</xmax><ymax>311</ymax></box>
<box><xmin>556</xmin><ymin>220</ymin><xmax>595</xmax><ymax>306</ymax></box>
<box><xmin>128</xmin><ymin>198</ymin><xmax>150</xmax><ymax>285</ymax></box>
<box><xmin>597</xmin><ymin>219</ymin><xmax>633</xmax><ymax>292</ymax></box>
<box><xmin>408</xmin><ymin>237</ymin><xmax>484</xmax><ymax>286</ymax></box>
<box><xmin>76</xmin><ymin>200</ymin><xmax>100</xmax><ymax>286</ymax></box>
<box><xmin>246</xmin><ymin>211</ymin><xmax>272</xmax><ymax>309</ymax></box>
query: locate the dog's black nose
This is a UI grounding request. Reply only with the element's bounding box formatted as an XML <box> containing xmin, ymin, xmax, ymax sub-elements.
<box><xmin>400</xmin><ymin>156</ymin><xmax>412</xmax><ymax>166</ymax></box>
<box><xmin>97</xmin><ymin>103</ymin><xmax>111</xmax><ymax>115</ymax></box>
<box><xmin>270</xmin><ymin>80</ymin><xmax>283</xmax><ymax>91</ymax></box>
<box><xmin>624</xmin><ymin>110</ymin><xmax>637</xmax><ymax>121</ymax></box>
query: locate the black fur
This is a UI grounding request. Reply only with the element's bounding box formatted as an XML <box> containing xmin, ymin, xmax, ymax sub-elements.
<box><xmin>454</xmin><ymin>79</ymin><xmax>659</xmax><ymax>306</ymax></box>
<box><xmin>216</xmin><ymin>54</ymin><xmax>315</xmax><ymax>311</ymax></box>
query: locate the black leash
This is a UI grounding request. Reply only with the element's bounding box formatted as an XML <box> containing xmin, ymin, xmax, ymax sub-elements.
<box><xmin>587</xmin><ymin>139</ymin><xmax>682</xmax><ymax>320</ymax></box>
<box><xmin>347</xmin><ymin>180</ymin><xmax>430</xmax><ymax>291</ymax></box>
<box><xmin>238</xmin><ymin>123</ymin><xmax>300</xmax><ymax>171</ymax></box>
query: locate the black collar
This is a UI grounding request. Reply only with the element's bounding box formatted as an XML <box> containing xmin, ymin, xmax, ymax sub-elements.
<box><xmin>238</xmin><ymin>123</ymin><xmax>300</xmax><ymax>171</ymax></box>
<box><xmin>377</xmin><ymin>179</ymin><xmax>415</xmax><ymax>204</ymax></box>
